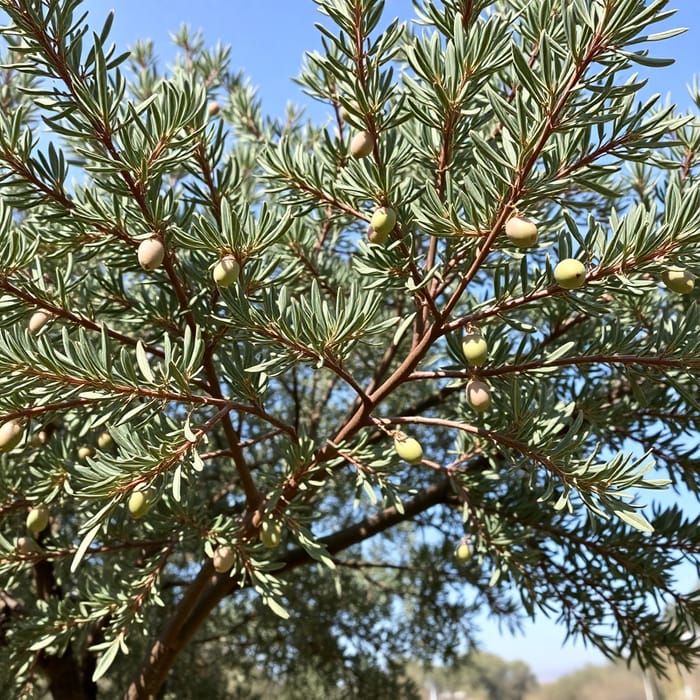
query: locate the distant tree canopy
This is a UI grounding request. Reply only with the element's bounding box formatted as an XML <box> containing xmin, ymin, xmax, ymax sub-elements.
<box><xmin>0</xmin><ymin>0</ymin><xmax>699</xmax><ymax>698</ymax></box>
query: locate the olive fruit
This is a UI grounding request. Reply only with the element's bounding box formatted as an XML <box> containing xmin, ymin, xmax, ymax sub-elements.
<box><xmin>455</xmin><ymin>542</ymin><xmax>472</xmax><ymax>563</ymax></box>
<box><xmin>505</xmin><ymin>216</ymin><xmax>538</xmax><ymax>248</ymax></box>
<box><xmin>370</xmin><ymin>207</ymin><xmax>396</xmax><ymax>238</ymax></box>
<box><xmin>26</xmin><ymin>505</ymin><xmax>49</xmax><ymax>536</ymax></box>
<box><xmin>554</xmin><ymin>258</ymin><xmax>586</xmax><ymax>289</ymax></box>
<box><xmin>367</xmin><ymin>223</ymin><xmax>389</xmax><ymax>245</ymax></box>
<box><xmin>213</xmin><ymin>255</ymin><xmax>240</xmax><ymax>288</ymax></box>
<box><xmin>207</xmin><ymin>101</ymin><xmax>220</xmax><ymax>117</ymax></box>
<box><xmin>30</xmin><ymin>430</ymin><xmax>49</xmax><ymax>447</ymax></box>
<box><xmin>466</xmin><ymin>380</ymin><xmax>491</xmax><ymax>413</ymax></box>
<box><xmin>212</xmin><ymin>545</ymin><xmax>235</xmax><ymax>573</ymax></box>
<box><xmin>97</xmin><ymin>431</ymin><xmax>113</xmax><ymax>450</ymax></box>
<box><xmin>462</xmin><ymin>333</ymin><xmax>488</xmax><ymax>367</ymax></box>
<box><xmin>350</xmin><ymin>130</ymin><xmax>374</xmax><ymax>159</ymax></box>
<box><xmin>28</xmin><ymin>310</ymin><xmax>51</xmax><ymax>334</ymax></box>
<box><xmin>394</xmin><ymin>433</ymin><xmax>424</xmax><ymax>464</ymax></box>
<box><xmin>137</xmin><ymin>237</ymin><xmax>165</xmax><ymax>271</ymax></box>
<box><xmin>78</xmin><ymin>445</ymin><xmax>94</xmax><ymax>460</ymax></box>
<box><xmin>0</xmin><ymin>420</ymin><xmax>23</xmax><ymax>452</ymax></box>
<box><xmin>17</xmin><ymin>536</ymin><xmax>39</xmax><ymax>555</ymax></box>
<box><xmin>260</xmin><ymin>520</ymin><xmax>283</xmax><ymax>548</ymax></box>
<box><xmin>662</xmin><ymin>267</ymin><xmax>696</xmax><ymax>295</ymax></box>
<box><xmin>128</xmin><ymin>489</ymin><xmax>154</xmax><ymax>519</ymax></box>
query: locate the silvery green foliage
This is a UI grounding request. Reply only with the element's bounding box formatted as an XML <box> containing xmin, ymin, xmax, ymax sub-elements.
<box><xmin>0</xmin><ymin>0</ymin><xmax>699</xmax><ymax>697</ymax></box>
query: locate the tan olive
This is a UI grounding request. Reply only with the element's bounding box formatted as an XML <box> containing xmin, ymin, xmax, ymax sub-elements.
<box><xmin>17</xmin><ymin>536</ymin><xmax>39</xmax><ymax>555</ymax></box>
<box><xmin>30</xmin><ymin>430</ymin><xmax>49</xmax><ymax>447</ymax></box>
<box><xmin>466</xmin><ymin>380</ymin><xmax>491</xmax><ymax>413</ymax></box>
<box><xmin>137</xmin><ymin>238</ymin><xmax>165</xmax><ymax>271</ymax></box>
<box><xmin>0</xmin><ymin>420</ymin><xmax>23</xmax><ymax>452</ymax></box>
<box><xmin>505</xmin><ymin>216</ymin><xmax>538</xmax><ymax>248</ymax></box>
<box><xmin>212</xmin><ymin>545</ymin><xmax>235</xmax><ymax>573</ymax></box>
<box><xmin>28</xmin><ymin>310</ymin><xmax>51</xmax><ymax>334</ymax></box>
<box><xmin>97</xmin><ymin>431</ymin><xmax>113</xmax><ymax>449</ymax></box>
<box><xmin>662</xmin><ymin>267</ymin><xmax>696</xmax><ymax>295</ymax></box>
<box><xmin>350</xmin><ymin>130</ymin><xmax>374</xmax><ymax>159</ymax></box>
<box><xmin>207</xmin><ymin>101</ymin><xmax>221</xmax><ymax>117</ymax></box>
<box><xmin>78</xmin><ymin>445</ymin><xmax>94</xmax><ymax>460</ymax></box>
<box><xmin>554</xmin><ymin>259</ymin><xmax>586</xmax><ymax>289</ymax></box>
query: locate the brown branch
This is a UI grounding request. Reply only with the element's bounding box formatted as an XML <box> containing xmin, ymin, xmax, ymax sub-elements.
<box><xmin>125</xmin><ymin>478</ymin><xmax>451</xmax><ymax>699</ymax></box>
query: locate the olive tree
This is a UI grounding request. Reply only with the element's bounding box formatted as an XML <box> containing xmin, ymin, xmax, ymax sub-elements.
<box><xmin>0</xmin><ymin>0</ymin><xmax>699</xmax><ymax>697</ymax></box>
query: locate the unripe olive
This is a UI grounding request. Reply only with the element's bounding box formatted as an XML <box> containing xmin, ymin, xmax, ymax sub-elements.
<box><xmin>466</xmin><ymin>380</ymin><xmax>491</xmax><ymax>413</ymax></box>
<box><xmin>26</xmin><ymin>505</ymin><xmax>50</xmax><ymax>536</ymax></box>
<box><xmin>207</xmin><ymin>101</ymin><xmax>220</xmax><ymax>117</ymax></box>
<box><xmin>350</xmin><ymin>130</ymin><xmax>374</xmax><ymax>159</ymax></box>
<box><xmin>662</xmin><ymin>267</ymin><xmax>696</xmax><ymax>295</ymax></box>
<box><xmin>28</xmin><ymin>310</ymin><xmax>51</xmax><ymax>334</ymax></box>
<box><xmin>394</xmin><ymin>434</ymin><xmax>424</xmax><ymax>464</ymax></box>
<box><xmin>455</xmin><ymin>542</ymin><xmax>472</xmax><ymax>563</ymax></box>
<box><xmin>462</xmin><ymin>333</ymin><xmax>488</xmax><ymax>367</ymax></box>
<box><xmin>554</xmin><ymin>258</ymin><xmax>586</xmax><ymax>289</ymax></box>
<box><xmin>128</xmin><ymin>489</ymin><xmax>154</xmax><ymax>519</ymax></box>
<box><xmin>260</xmin><ymin>520</ymin><xmax>283</xmax><ymax>549</ymax></box>
<box><xmin>505</xmin><ymin>216</ymin><xmax>538</xmax><ymax>248</ymax></box>
<box><xmin>17</xmin><ymin>536</ymin><xmax>39</xmax><ymax>555</ymax></box>
<box><xmin>212</xmin><ymin>545</ymin><xmax>235</xmax><ymax>573</ymax></box>
<box><xmin>367</xmin><ymin>223</ymin><xmax>389</xmax><ymax>245</ymax></box>
<box><xmin>78</xmin><ymin>445</ymin><xmax>95</xmax><ymax>460</ymax></box>
<box><xmin>371</xmin><ymin>207</ymin><xmax>396</xmax><ymax>237</ymax></box>
<box><xmin>137</xmin><ymin>237</ymin><xmax>165</xmax><ymax>271</ymax></box>
<box><xmin>213</xmin><ymin>255</ymin><xmax>240</xmax><ymax>288</ymax></box>
<box><xmin>0</xmin><ymin>420</ymin><xmax>23</xmax><ymax>452</ymax></box>
<box><xmin>97</xmin><ymin>431</ymin><xmax>113</xmax><ymax>450</ymax></box>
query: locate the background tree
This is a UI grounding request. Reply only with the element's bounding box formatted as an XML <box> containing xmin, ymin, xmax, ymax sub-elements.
<box><xmin>0</xmin><ymin>0</ymin><xmax>699</xmax><ymax>698</ymax></box>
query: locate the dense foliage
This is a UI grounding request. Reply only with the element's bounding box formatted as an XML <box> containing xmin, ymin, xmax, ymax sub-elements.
<box><xmin>0</xmin><ymin>0</ymin><xmax>699</xmax><ymax>697</ymax></box>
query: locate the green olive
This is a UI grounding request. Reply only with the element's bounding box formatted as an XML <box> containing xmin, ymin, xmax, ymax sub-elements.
<box><xmin>455</xmin><ymin>542</ymin><xmax>472</xmax><ymax>563</ymax></box>
<box><xmin>128</xmin><ymin>489</ymin><xmax>154</xmax><ymax>519</ymax></box>
<box><xmin>26</xmin><ymin>505</ymin><xmax>50</xmax><ymax>536</ymax></box>
<box><xmin>554</xmin><ymin>259</ymin><xmax>586</xmax><ymax>289</ymax></box>
<box><xmin>370</xmin><ymin>207</ymin><xmax>397</xmax><ymax>237</ymax></box>
<box><xmin>462</xmin><ymin>333</ymin><xmax>488</xmax><ymax>367</ymax></box>
<box><xmin>394</xmin><ymin>434</ymin><xmax>424</xmax><ymax>464</ymax></box>
<box><xmin>260</xmin><ymin>520</ymin><xmax>283</xmax><ymax>548</ymax></box>
<box><xmin>213</xmin><ymin>255</ymin><xmax>240</xmax><ymax>288</ymax></box>
<box><xmin>367</xmin><ymin>224</ymin><xmax>389</xmax><ymax>245</ymax></box>
<box><xmin>662</xmin><ymin>267</ymin><xmax>696</xmax><ymax>295</ymax></box>
<box><xmin>505</xmin><ymin>216</ymin><xmax>538</xmax><ymax>248</ymax></box>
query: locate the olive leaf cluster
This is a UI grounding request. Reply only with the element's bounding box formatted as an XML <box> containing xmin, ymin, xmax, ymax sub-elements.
<box><xmin>0</xmin><ymin>0</ymin><xmax>699</xmax><ymax>698</ymax></box>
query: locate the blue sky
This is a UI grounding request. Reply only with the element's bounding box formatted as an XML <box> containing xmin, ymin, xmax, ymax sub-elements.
<box><xmin>78</xmin><ymin>0</ymin><xmax>699</xmax><ymax>682</ymax></box>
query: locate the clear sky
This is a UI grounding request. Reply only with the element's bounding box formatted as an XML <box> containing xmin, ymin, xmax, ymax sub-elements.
<box><xmin>79</xmin><ymin>0</ymin><xmax>699</xmax><ymax>683</ymax></box>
